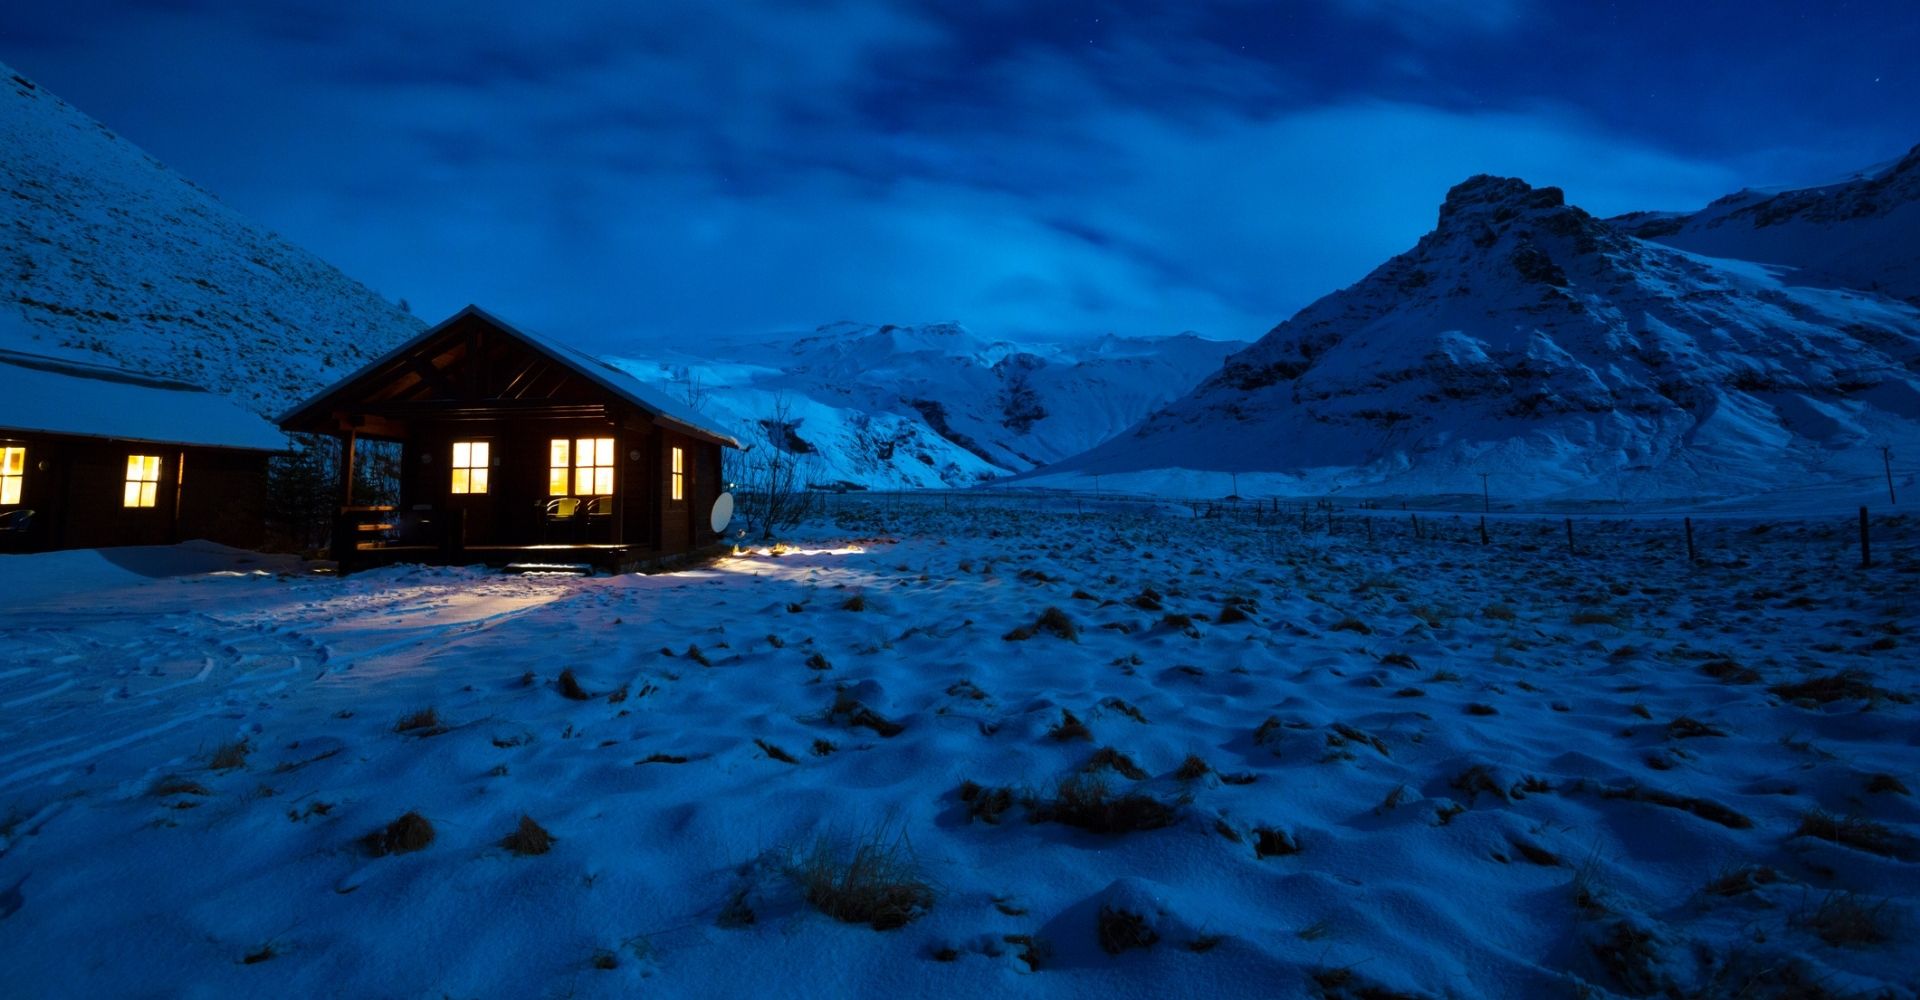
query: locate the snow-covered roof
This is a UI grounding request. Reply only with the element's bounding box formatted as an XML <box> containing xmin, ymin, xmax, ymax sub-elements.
<box><xmin>278</xmin><ymin>305</ymin><xmax>742</xmax><ymax>448</ymax></box>
<box><xmin>0</xmin><ymin>348</ymin><xmax>289</xmax><ymax>452</ymax></box>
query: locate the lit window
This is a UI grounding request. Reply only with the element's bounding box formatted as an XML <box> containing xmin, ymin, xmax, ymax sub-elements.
<box><xmin>671</xmin><ymin>446</ymin><xmax>684</xmax><ymax>501</ymax></box>
<box><xmin>572</xmin><ymin>437</ymin><xmax>613</xmax><ymax>496</ymax></box>
<box><xmin>548</xmin><ymin>439</ymin><xmax>571</xmax><ymax>496</ymax></box>
<box><xmin>451</xmin><ymin>441</ymin><xmax>490</xmax><ymax>494</ymax></box>
<box><xmin>0</xmin><ymin>446</ymin><xmax>22</xmax><ymax>505</ymax></box>
<box><xmin>123</xmin><ymin>454</ymin><xmax>160</xmax><ymax>508</ymax></box>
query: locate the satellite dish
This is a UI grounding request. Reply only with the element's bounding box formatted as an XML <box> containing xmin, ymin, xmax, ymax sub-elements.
<box><xmin>710</xmin><ymin>491</ymin><xmax>735</xmax><ymax>533</ymax></box>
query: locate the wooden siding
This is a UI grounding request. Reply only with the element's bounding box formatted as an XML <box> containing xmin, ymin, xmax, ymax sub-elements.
<box><xmin>0</xmin><ymin>430</ymin><xmax>267</xmax><ymax>551</ymax></box>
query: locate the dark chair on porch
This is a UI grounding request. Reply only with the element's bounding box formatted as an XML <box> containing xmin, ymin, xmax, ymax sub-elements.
<box><xmin>582</xmin><ymin>495</ymin><xmax>615</xmax><ymax>542</ymax></box>
<box><xmin>543</xmin><ymin>497</ymin><xmax>583</xmax><ymax>543</ymax></box>
<box><xmin>0</xmin><ymin>508</ymin><xmax>34</xmax><ymax>553</ymax></box>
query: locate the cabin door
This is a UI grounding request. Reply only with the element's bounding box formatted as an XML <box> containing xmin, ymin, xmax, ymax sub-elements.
<box><xmin>445</xmin><ymin>438</ymin><xmax>498</xmax><ymax>545</ymax></box>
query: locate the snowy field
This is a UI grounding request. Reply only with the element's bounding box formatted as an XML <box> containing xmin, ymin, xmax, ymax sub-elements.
<box><xmin>0</xmin><ymin>501</ymin><xmax>1916</xmax><ymax>998</ymax></box>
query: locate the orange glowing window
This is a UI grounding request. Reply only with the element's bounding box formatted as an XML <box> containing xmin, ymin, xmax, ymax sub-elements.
<box><xmin>0</xmin><ymin>446</ymin><xmax>23</xmax><ymax>505</ymax></box>
<box><xmin>450</xmin><ymin>441</ymin><xmax>490</xmax><ymax>494</ymax></box>
<box><xmin>123</xmin><ymin>454</ymin><xmax>161</xmax><ymax>508</ymax></box>
<box><xmin>671</xmin><ymin>446</ymin><xmax>684</xmax><ymax>501</ymax></box>
<box><xmin>557</xmin><ymin>437</ymin><xmax>613</xmax><ymax>496</ymax></box>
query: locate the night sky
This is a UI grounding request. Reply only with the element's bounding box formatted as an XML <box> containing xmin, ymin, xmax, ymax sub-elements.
<box><xmin>6</xmin><ymin>1</ymin><xmax>1918</xmax><ymax>351</ymax></box>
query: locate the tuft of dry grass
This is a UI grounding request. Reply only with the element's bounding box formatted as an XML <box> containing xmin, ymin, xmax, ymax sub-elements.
<box><xmin>1009</xmin><ymin>606</ymin><xmax>1079</xmax><ymax>642</ymax></box>
<box><xmin>1084</xmin><ymin>747</ymin><xmax>1149</xmax><ymax>781</ymax></box>
<box><xmin>1598</xmin><ymin>783</ymin><xmax>1751</xmax><ymax>829</ymax></box>
<box><xmin>684</xmin><ymin>644</ymin><xmax>712</xmax><ymax>667</ymax></box>
<box><xmin>241</xmin><ymin>944</ymin><xmax>276</xmax><ymax>964</ymax></box>
<box><xmin>1866</xmin><ymin>773</ymin><xmax>1910</xmax><ymax>795</ymax></box>
<box><xmin>1801</xmin><ymin>890</ymin><xmax>1894</xmax><ymax>948</ymax></box>
<box><xmin>1096</xmin><ymin>904</ymin><xmax>1159</xmax><ymax>954</ymax></box>
<box><xmin>502</xmin><ymin>815</ymin><xmax>555</xmax><ymax>856</ymax></box>
<box><xmin>805</xmin><ymin>652</ymin><xmax>831</xmax><ymax>671</ymax></box>
<box><xmin>1795</xmin><ymin>810</ymin><xmax>1906</xmax><ymax>858</ymax></box>
<box><xmin>787</xmin><ymin>830</ymin><xmax>935</xmax><ymax>931</ymax></box>
<box><xmin>557</xmin><ymin>669</ymin><xmax>592</xmax><ymax>701</ymax></box>
<box><xmin>208</xmin><ymin>739</ymin><xmax>251</xmax><ymax>771</ymax></box>
<box><xmin>957</xmin><ymin>780</ymin><xmax>1015</xmax><ymax>824</ymax></box>
<box><xmin>1701</xmin><ymin>864</ymin><xmax>1780</xmax><ymax>898</ymax></box>
<box><xmin>1048</xmin><ymin>709</ymin><xmax>1093</xmax><ymax>742</ymax></box>
<box><xmin>828</xmin><ymin>693</ymin><xmax>905</xmax><ymax>737</ymax></box>
<box><xmin>394</xmin><ymin>707</ymin><xmax>443</xmax><ymax>735</ymax></box>
<box><xmin>1700</xmin><ymin>658</ymin><xmax>1760</xmax><ymax>684</ymax></box>
<box><xmin>1174</xmin><ymin>755</ymin><xmax>1211</xmax><ymax>781</ymax></box>
<box><xmin>152</xmin><ymin>776</ymin><xmax>212</xmax><ymax>798</ymax></box>
<box><xmin>840</xmin><ymin>593</ymin><xmax>867</xmax><ymax>612</ymax></box>
<box><xmin>1588</xmin><ymin>918</ymin><xmax>1670</xmax><ymax>997</ymax></box>
<box><xmin>1665</xmin><ymin>716</ymin><xmax>1727</xmax><ymax>740</ymax></box>
<box><xmin>1771</xmin><ymin>670</ymin><xmax>1907</xmax><ymax>705</ymax></box>
<box><xmin>1330</xmin><ymin>616</ymin><xmax>1372</xmax><ymax>635</ymax></box>
<box><xmin>1253</xmin><ymin>826</ymin><xmax>1301</xmax><ymax>858</ymax></box>
<box><xmin>754</xmin><ymin>739</ymin><xmax>798</xmax><ymax>764</ymax></box>
<box><xmin>1102</xmin><ymin>697</ymin><xmax>1149</xmax><ymax>724</ymax></box>
<box><xmin>1465</xmin><ymin>703</ymin><xmax>1498</xmax><ymax>716</ymax></box>
<box><xmin>1031</xmin><ymin>774</ymin><xmax>1178</xmax><ymax>834</ymax></box>
<box><xmin>364</xmin><ymin>811</ymin><xmax>435</xmax><ymax>856</ymax></box>
<box><xmin>1510</xmin><ymin>839</ymin><xmax>1561</xmax><ymax>867</ymax></box>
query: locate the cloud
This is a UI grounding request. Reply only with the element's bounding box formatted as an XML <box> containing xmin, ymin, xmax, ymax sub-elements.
<box><xmin>0</xmin><ymin>0</ymin><xmax>1785</xmax><ymax>353</ymax></box>
<box><xmin>1325</xmin><ymin>0</ymin><xmax>1531</xmax><ymax>37</ymax></box>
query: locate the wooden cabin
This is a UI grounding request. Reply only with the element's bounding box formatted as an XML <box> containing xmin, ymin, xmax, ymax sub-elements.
<box><xmin>0</xmin><ymin>348</ymin><xmax>284</xmax><ymax>553</ymax></box>
<box><xmin>277</xmin><ymin>306</ymin><xmax>740</xmax><ymax>573</ymax></box>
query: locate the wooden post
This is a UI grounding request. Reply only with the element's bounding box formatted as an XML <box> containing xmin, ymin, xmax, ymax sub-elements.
<box><xmin>1860</xmin><ymin>506</ymin><xmax>1872</xmax><ymax>568</ymax></box>
<box><xmin>1565</xmin><ymin>518</ymin><xmax>1575</xmax><ymax>555</ymax></box>
<box><xmin>337</xmin><ymin>429</ymin><xmax>358</xmax><ymax>506</ymax></box>
<box><xmin>1884</xmin><ymin>445</ymin><xmax>1897</xmax><ymax>505</ymax></box>
<box><xmin>1412</xmin><ymin>513</ymin><xmax>1421</xmax><ymax>540</ymax></box>
<box><xmin>1480</xmin><ymin>473</ymin><xmax>1490</xmax><ymax>513</ymax></box>
<box><xmin>1684</xmin><ymin>517</ymin><xmax>1696</xmax><ymax>564</ymax></box>
<box><xmin>1479</xmin><ymin>516</ymin><xmax>1489</xmax><ymax>545</ymax></box>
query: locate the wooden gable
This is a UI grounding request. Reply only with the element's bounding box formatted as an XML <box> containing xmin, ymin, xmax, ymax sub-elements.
<box><xmin>283</xmin><ymin>312</ymin><xmax>617</xmax><ymax>435</ymax></box>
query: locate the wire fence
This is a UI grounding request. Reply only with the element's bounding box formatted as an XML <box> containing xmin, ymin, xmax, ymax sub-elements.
<box><xmin>777</xmin><ymin>483</ymin><xmax>1916</xmax><ymax>574</ymax></box>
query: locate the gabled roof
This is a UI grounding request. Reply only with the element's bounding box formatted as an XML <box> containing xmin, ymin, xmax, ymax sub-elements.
<box><xmin>277</xmin><ymin>305</ymin><xmax>741</xmax><ymax>448</ymax></box>
<box><xmin>0</xmin><ymin>348</ymin><xmax>289</xmax><ymax>452</ymax></box>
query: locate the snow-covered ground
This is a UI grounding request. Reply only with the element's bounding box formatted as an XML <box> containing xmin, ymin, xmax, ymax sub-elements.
<box><xmin>0</xmin><ymin>506</ymin><xmax>1915</xmax><ymax>998</ymax></box>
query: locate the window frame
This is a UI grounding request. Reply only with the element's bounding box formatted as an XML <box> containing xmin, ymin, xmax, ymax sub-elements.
<box><xmin>450</xmin><ymin>440</ymin><xmax>491</xmax><ymax>495</ymax></box>
<box><xmin>576</xmin><ymin>437</ymin><xmax>614</xmax><ymax>497</ymax></box>
<box><xmin>122</xmin><ymin>454</ymin><xmax>161</xmax><ymax>508</ymax></box>
<box><xmin>670</xmin><ymin>446</ymin><xmax>685</xmax><ymax>502</ymax></box>
<box><xmin>0</xmin><ymin>444</ymin><xmax>24</xmax><ymax>506</ymax></box>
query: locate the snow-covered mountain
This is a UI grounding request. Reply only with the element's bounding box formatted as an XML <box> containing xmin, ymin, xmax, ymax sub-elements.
<box><xmin>608</xmin><ymin>322</ymin><xmax>1242</xmax><ymax>488</ymax></box>
<box><xmin>0</xmin><ymin>62</ymin><xmax>421</xmax><ymax>415</ymax></box>
<box><xmin>1032</xmin><ymin>172</ymin><xmax>1920</xmax><ymax>502</ymax></box>
<box><xmin>1612</xmin><ymin>142</ymin><xmax>1920</xmax><ymax>305</ymax></box>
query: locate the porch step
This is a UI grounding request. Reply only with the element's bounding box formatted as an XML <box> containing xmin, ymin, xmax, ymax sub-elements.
<box><xmin>504</xmin><ymin>562</ymin><xmax>594</xmax><ymax>576</ymax></box>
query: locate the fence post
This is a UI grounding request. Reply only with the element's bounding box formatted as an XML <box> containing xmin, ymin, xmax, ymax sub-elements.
<box><xmin>1411</xmin><ymin>513</ymin><xmax>1421</xmax><ymax>541</ymax></box>
<box><xmin>1479</xmin><ymin>516</ymin><xmax>1489</xmax><ymax>545</ymax></box>
<box><xmin>1684</xmin><ymin>517</ymin><xmax>1696</xmax><ymax>565</ymax></box>
<box><xmin>1565</xmin><ymin>518</ymin><xmax>1575</xmax><ymax>555</ymax></box>
<box><xmin>1860</xmin><ymin>506</ymin><xmax>1872</xmax><ymax>568</ymax></box>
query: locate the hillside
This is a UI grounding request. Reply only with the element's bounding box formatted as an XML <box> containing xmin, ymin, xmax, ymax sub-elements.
<box><xmin>609</xmin><ymin>322</ymin><xmax>1242</xmax><ymax>488</ymax></box>
<box><xmin>1612</xmin><ymin>143</ymin><xmax>1920</xmax><ymax>304</ymax></box>
<box><xmin>0</xmin><ymin>62</ymin><xmax>421</xmax><ymax>416</ymax></box>
<box><xmin>1030</xmin><ymin>173</ymin><xmax>1920</xmax><ymax>503</ymax></box>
